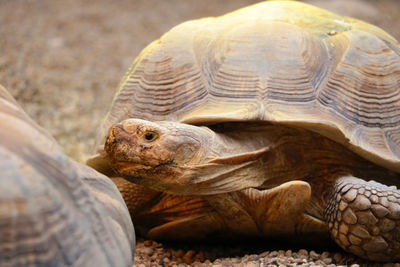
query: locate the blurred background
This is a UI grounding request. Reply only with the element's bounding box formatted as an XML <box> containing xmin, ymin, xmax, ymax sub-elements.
<box><xmin>1</xmin><ymin>0</ymin><xmax>399</xmax><ymax>162</ymax></box>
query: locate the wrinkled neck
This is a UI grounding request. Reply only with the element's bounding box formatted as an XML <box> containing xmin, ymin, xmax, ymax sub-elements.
<box><xmin>200</xmin><ymin>123</ymin><xmax>276</xmax><ymax>163</ymax></box>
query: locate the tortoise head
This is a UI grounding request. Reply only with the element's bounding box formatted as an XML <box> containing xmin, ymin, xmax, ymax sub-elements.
<box><xmin>104</xmin><ymin>119</ymin><xmax>211</xmax><ymax>192</ymax></box>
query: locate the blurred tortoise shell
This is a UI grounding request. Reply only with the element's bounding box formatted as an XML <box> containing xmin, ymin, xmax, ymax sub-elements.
<box><xmin>0</xmin><ymin>85</ymin><xmax>135</xmax><ymax>266</ymax></box>
<box><xmin>96</xmin><ymin>0</ymin><xmax>400</xmax><ymax>172</ymax></box>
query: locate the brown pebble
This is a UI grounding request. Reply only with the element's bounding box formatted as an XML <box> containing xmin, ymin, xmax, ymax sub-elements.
<box><xmin>194</xmin><ymin>251</ymin><xmax>205</xmax><ymax>262</ymax></box>
<box><xmin>141</xmin><ymin>247</ymin><xmax>154</xmax><ymax>256</ymax></box>
<box><xmin>248</xmin><ymin>254</ymin><xmax>260</xmax><ymax>261</ymax></box>
<box><xmin>172</xmin><ymin>249</ymin><xmax>184</xmax><ymax>259</ymax></box>
<box><xmin>269</xmin><ymin>251</ymin><xmax>278</xmax><ymax>257</ymax></box>
<box><xmin>143</xmin><ymin>240</ymin><xmax>153</xmax><ymax>247</ymax></box>
<box><xmin>332</xmin><ymin>252</ymin><xmax>342</xmax><ymax>263</ymax></box>
<box><xmin>245</xmin><ymin>262</ymin><xmax>258</xmax><ymax>267</ymax></box>
<box><xmin>322</xmin><ymin>257</ymin><xmax>333</xmax><ymax>264</ymax></box>
<box><xmin>309</xmin><ymin>250</ymin><xmax>319</xmax><ymax>260</ymax></box>
<box><xmin>320</xmin><ymin>251</ymin><xmax>330</xmax><ymax>259</ymax></box>
<box><xmin>182</xmin><ymin>250</ymin><xmax>196</xmax><ymax>264</ymax></box>
<box><xmin>298</xmin><ymin>249</ymin><xmax>308</xmax><ymax>256</ymax></box>
<box><xmin>213</xmin><ymin>258</ymin><xmax>221</xmax><ymax>264</ymax></box>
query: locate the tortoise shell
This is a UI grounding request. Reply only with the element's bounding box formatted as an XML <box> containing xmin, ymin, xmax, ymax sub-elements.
<box><xmin>0</xmin><ymin>85</ymin><xmax>135</xmax><ymax>266</ymax></box>
<box><xmin>98</xmin><ymin>0</ymin><xmax>400</xmax><ymax>172</ymax></box>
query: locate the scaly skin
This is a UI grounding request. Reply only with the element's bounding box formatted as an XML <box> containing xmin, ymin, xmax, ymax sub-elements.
<box><xmin>325</xmin><ymin>177</ymin><xmax>400</xmax><ymax>262</ymax></box>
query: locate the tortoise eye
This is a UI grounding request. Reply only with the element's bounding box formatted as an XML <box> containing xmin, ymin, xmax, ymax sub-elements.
<box><xmin>143</xmin><ymin>132</ymin><xmax>158</xmax><ymax>142</ymax></box>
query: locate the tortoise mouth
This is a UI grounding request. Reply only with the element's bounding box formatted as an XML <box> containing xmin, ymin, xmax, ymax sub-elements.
<box><xmin>110</xmin><ymin>156</ymin><xmax>176</xmax><ymax>176</ymax></box>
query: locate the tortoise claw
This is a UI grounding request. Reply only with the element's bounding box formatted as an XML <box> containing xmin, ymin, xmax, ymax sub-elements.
<box><xmin>325</xmin><ymin>176</ymin><xmax>400</xmax><ymax>262</ymax></box>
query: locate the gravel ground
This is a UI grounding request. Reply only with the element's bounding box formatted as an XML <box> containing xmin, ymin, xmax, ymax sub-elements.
<box><xmin>133</xmin><ymin>237</ymin><xmax>400</xmax><ymax>267</ymax></box>
<box><xmin>1</xmin><ymin>0</ymin><xmax>400</xmax><ymax>266</ymax></box>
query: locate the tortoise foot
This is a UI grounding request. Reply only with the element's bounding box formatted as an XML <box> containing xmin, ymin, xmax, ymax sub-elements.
<box><xmin>325</xmin><ymin>176</ymin><xmax>400</xmax><ymax>262</ymax></box>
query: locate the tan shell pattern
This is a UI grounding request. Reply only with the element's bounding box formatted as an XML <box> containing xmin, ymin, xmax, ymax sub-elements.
<box><xmin>100</xmin><ymin>1</ymin><xmax>400</xmax><ymax>172</ymax></box>
<box><xmin>0</xmin><ymin>85</ymin><xmax>135</xmax><ymax>266</ymax></box>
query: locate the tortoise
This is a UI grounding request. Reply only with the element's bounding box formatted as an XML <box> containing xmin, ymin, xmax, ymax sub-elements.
<box><xmin>0</xmin><ymin>84</ymin><xmax>135</xmax><ymax>266</ymax></box>
<box><xmin>88</xmin><ymin>0</ymin><xmax>400</xmax><ymax>262</ymax></box>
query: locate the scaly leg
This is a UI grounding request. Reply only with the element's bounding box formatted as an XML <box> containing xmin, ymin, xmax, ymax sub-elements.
<box><xmin>325</xmin><ymin>176</ymin><xmax>400</xmax><ymax>262</ymax></box>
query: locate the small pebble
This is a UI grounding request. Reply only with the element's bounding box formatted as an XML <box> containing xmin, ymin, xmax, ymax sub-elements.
<box><xmin>321</xmin><ymin>251</ymin><xmax>330</xmax><ymax>259</ymax></box>
<box><xmin>248</xmin><ymin>254</ymin><xmax>260</xmax><ymax>261</ymax></box>
<box><xmin>182</xmin><ymin>250</ymin><xmax>196</xmax><ymax>263</ymax></box>
<box><xmin>245</xmin><ymin>261</ymin><xmax>258</xmax><ymax>267</ymax></box>
<box><xmin>322</xmin><ymin>257</ymin><xmax>333</xmax><ymax>264</ymax></box>
<box><xmin>269</xmin><ymin>251</ymin><xmax>279</xmax><ymax>257</ymax></box>
<box><xmin>140</xmin><ymin>247</ymin><xmax>154</xmax><ymax>256</ymax></box>
<box><xmin>309</xmin><ymin>250</ymin><xmax>319</xmax><ymax>260</ymax></box>
<box><xmin>333</xmin><ymin>252</ymin><xmax>342</xmax><ymax>263</ymax></box>
<box><xmin>298</xmin><ymin>249</ymin><xmax>308</xmax><ymax>256</ymax></box>
<box><xmin>194</xmin><ymin>251</ymin><xmax>205</xmax><ymax>262</ymax></box>
<box><xmin>143</xmin><ymin>239</ymin><xmax>153</xmax><ymax>247</ymax></box>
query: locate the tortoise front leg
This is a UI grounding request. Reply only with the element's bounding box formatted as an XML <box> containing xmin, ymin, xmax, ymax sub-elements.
<box><xmin>325</xmin><ymin>176</ymin><xmax>400</xmax><ymax>262</ymax></box>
